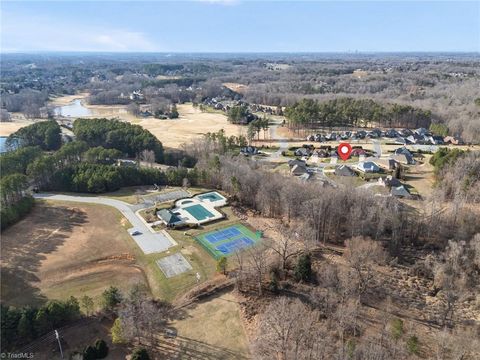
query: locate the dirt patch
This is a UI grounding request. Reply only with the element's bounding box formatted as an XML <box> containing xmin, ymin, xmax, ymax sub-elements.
<box><xmin>223</xmin><ymin>82</ymin><xmax>249</xmax><ymax>94</ymax></box>
<box><xmin>1</xmin><ymin>201</ymin><xmax>147</xmax><ymax>307</ymax></box>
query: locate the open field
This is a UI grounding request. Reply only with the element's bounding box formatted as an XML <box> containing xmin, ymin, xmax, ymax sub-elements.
<box><xmin>0</xmin><ymin>196</ymin><xmax>232</xmax><ymax>306</ymax></box>
<box><xmin>0</xmin><ymin>113</ymin><xmax>37</xmax><ymax>136</ymax></box>
<box><xmin>49</xmin><ymin>94</ymin><xmax>245</xmax><ymax>148</ymax></box>
<box><xmin>50</xmin><ymin>92</ymin><xmax>90</xmax><ymax>106</ymax></box>
<box><xmin>136</xmin><ymin>103</ymin><xmax>245</xmax><ymax>148</ymax></box>
<box><xmin>170</xmin><ymin>291</ymin><xmax>251</xmax><ymax>359</ymax></box>
<box><xmin>0</xmin><ymin>201</ymin><xmax>146</xmax><ymax>307</ymax></box>
<box><xmin>27</xmin><ymin>291</ymin><xmax>250</xmax><ymax>360</ymax></box>
<box><xmin>223</xmin><ymin>82</ymin><xmax>249</xmax><ymax>94</ymax></box>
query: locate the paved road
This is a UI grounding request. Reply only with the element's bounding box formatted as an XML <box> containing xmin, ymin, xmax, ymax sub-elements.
<box><xmin>34</xmin><ymin>193</ymin><xmax>176</xmax><ymax>254</ymax></box>
<box><xmin>372</xmin><ymin>139</ymin><xmax>382</xmax><ymax>158</ymax></box>
<box><xmin>269</xmin><ymin>120</ymin><xmax>289</xmax><ymax>160</ymax></box>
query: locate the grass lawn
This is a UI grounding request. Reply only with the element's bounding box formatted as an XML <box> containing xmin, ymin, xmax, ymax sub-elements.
<box><xmin>170</xmin><ymin>291</ymin><xmax>250</xmax><ymax>359</ymax></box>
<box><xmin>0</xmin><ymin>200</ymin><xmax>145</xmax><ymax>308</ymax></box>
<box><xmin>139</xmin><ymin>206</ymin><xmax>241</xmax><ymax>302</ymax></box>
<box><xmin>1</xmin><ymin>190</ymin><xmax>240</xmax><ymax>308</ymax></box>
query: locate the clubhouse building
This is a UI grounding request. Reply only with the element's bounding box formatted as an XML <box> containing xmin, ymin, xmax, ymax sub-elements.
<box><xmin>156</xmin><ymin>191</ymin><xmax>227</xmax><ymax>227</ymax></box>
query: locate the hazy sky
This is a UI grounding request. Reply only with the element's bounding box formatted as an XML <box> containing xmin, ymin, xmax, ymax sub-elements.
<box><xmin>1</xmin><ymin>1</ymin><xmax>479</xmax><ymax>53</ymax></box>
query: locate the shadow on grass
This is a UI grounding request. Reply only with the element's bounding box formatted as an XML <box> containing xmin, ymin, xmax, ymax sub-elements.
<box><xmin>0</xmin><ymin>203</ymin><xmax>88</xmax><ymax>307</ymax></box>
<box><xmin>154</xmin><ymin>334</ymin><xmax>249</xmax><ymax>360</ymax></box>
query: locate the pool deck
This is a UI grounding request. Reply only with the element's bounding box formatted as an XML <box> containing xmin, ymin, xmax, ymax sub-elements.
<box><xmin>158</xmin><ymin>191</ymin><xmax>227</xmax><ymax>226</ymax></box>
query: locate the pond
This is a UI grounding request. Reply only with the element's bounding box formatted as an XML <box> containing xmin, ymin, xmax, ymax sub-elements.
<box><xmin>54</xmin><ymin>99</ymin><xmax>93</xmax><ymax>117</ymax></box>
<box><xmin>0</xmin><ymin>137</ymin><xmax>6</xmax><ymax>153</ymax></box>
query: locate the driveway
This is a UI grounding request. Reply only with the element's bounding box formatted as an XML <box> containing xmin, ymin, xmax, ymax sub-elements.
<box><xmin>372</xmin><ymin>139</ymin><xmax>382</xmax><ymax>158</ymax></box>
<box><xmin>34</xmin><ymin>193</ymin><xmax>176</xmax><ymax>254</ymax></box>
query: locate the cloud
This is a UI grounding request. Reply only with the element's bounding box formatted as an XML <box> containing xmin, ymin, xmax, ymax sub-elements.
<box><xmin>1</xmin><ymin>11</ymin><xmax>161</xmax><ymax>52</ymax></box>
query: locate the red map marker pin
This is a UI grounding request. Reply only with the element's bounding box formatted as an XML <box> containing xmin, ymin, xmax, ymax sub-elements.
<box><xmin>337</xmin><ymin>143</ymin><xmax>352</xmax><ymax>161</ymax></box>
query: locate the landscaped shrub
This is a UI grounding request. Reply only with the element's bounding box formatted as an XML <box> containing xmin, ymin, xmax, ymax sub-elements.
<box><xmin>94</xmin><ymin>339</ymin><xmax>109</xmax><ymax>359</ymax></box>
<box><xmin>83</xmin><ymin>345</ymin><xmax>97</xmax><ymax>360</ymax></box>
<box><xmin>390</xmin><ymin>318</ymin><xmax>404</xmax><ymax>340</ymax></box>
<box><xmin>407</xmin><ymin>335</ymin><xmax>419</xmax><ymax>355</ymax></box>
<box><xmin>130</xmin><ymin>348</ymin><xmax>150</xmax><ymax>360</ymax></box>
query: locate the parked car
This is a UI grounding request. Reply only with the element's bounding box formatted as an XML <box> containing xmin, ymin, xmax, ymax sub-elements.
<box><xmin>129</xmin><ymin>229</ymin><xmax>142</xmax><ymax>236</ymax></box>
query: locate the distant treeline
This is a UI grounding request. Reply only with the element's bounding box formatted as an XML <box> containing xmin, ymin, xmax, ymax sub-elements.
<box><xmin>284</xmin><ymin>98</ymin><xmax>432</xmax><ymax>130</ymax></box>
<box><xmin>1</xmin><ymin>298</ymin><xmax>81</xmax><ymax>351</ymax></box>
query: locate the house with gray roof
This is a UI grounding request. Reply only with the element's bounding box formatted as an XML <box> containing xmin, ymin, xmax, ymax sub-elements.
<box><xmin>391</xmin><ymin>185</ymin><xmax>411</xmax><ymax>198</ymax></box>
<box><xmin>335</xmin><ymin>165</ymin><xmax>356</xmax><ymax>177</ymax></box>
<box><xmin>356</xmin><ymin>161</ymin><xmax>380</xmax><ymax>173</ymax></box>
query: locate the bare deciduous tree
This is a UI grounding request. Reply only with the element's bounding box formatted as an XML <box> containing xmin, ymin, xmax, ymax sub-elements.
<box><xmin>344</xmin><ymin>237</ymin><xmax>387</xmax><ymax>297</ymax></box>
<box><xmin>255</xmin><ymin>297</ymin><xmax>316</xmax><ymax>360</ymax></box>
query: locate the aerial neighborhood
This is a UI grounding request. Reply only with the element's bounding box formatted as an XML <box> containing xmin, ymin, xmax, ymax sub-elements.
<box><xmin>1</xmin><ymin>2</ymin><xmax>479</xmax><ymax>359</ymax></box>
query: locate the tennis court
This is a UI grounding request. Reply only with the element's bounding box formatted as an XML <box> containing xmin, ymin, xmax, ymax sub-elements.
<box><xmin>195</xmin><ymin>224</ymin><xmax>260</xmax><ymax>259</ymax></box>
<box><xmin>156</xmin><ymin>253</ymin><xmax>193</xmax><ymax>278</ymax></box>
<box><xmin>184</xmin><ymin>204</ymin><xmax>215</xmax><ymax>221</ymax></box>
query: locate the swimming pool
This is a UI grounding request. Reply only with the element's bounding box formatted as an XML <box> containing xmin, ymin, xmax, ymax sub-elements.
<box><xmin>184</xmin><ymin>204</ymin><xmax>215</xmax><ymax>221</ymax></box>
<box><xmin>197</xmin><ymin>192</ymin><xmax>224</xmax><ymax>202</ymax></box>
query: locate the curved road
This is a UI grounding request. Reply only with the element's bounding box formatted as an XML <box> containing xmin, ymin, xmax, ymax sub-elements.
<box><xmin>34</xmin><ymin>193</ymin><xmax>176</xmax><ymax>254</ymax></box>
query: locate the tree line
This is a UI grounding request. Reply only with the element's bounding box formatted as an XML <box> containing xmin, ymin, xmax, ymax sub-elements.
<box><xmin>284</xmin><ymin>98</ymin><xmax>432</xmax><ymax>131</ymax></box>
<box><xmin>0</xmin><ymin>120</ymin><xmax>191</xmax><ymax>229</ymax></box>
<box><xmin>1</xmin><ymin>297</ymin><xmax>81</xmax><ymax>351</ymax></box>
<box><xmin>73</xmin><ymin>118</ymin><xmax>164</xmax><ymax>162</ymax></box>
<box><xmin>6</xmin><ymin>120</ymin><xmax>62</xmax><ymax>151</ymax></box>
<box><xmin>188</xmin><ymin>150</ymin><xmax>479</xmax><ymax>255</ymax></box>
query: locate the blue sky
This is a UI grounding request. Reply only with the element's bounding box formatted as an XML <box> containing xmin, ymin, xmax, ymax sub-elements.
<box><xmin>1</xmin><ymin>1</ymin><xmax>479</xmax><ymax>53</ymax></box>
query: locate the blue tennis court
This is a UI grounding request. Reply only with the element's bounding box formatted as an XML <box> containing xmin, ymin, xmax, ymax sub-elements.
<box><xmin>184</xmin><ymin>204</ymin><xmax>214</xmax><ymax>221</ymax></box>
<box><xmin>216</xmin><ymin>237</ymin><xmax>254</xmax><ymax>254</ymax></box>
<box><xmin>205</xmin><ymin>227</ymin><xmax>241</xmax><ymax>244</ymax></box>
<box><xmin>195</xmin><ymin>224</ymin><xmax>260</xmax><ymax>259</ymax></box>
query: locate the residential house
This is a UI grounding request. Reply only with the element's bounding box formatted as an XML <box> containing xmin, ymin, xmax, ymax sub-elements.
<box><xmin>375</xmin><ymin>158</ymin><xmax>398</xmax><ymax>170</ymax></box>
<box><xmin>399</xmin><ymin>129</ymin><xmax>413</xmax><ymax>137</ymax></box>
<box><xmin>378</xmin><ymin>175</ymin><xmax>402</xmax><ymax>187</ymax></box>
<box><xmin>392</xmin><ymin>153</ymin><xmax>414</xmax><ymax>165</ymax></box>
<box><xmin>429</xmin><ymin>135</ymin><xmax>445</xmax><ymax>145</ymax></box>
<box><xmin>385</xmin><ymin>129</ymin><xmax>400</xmax><ymax>138</ymax></box>
<box><xmin>394</xmin><ymin>147</ymin><xmax>413</xmax><ymax>156</ymax></box>
<box><xmin>298</xmin><ymin>173</ymin><xmax>312</xmax><ymax>182</ymax></box>
<box><xmin>295</xmin><ymin>147</ymin><xmax>311</xmax><ymax>157</ymax></box>
<box><xmin>240</xmin><ymin>146</ymin><xmax>259</xmax><ymax>156</ymax></box>
<box><xmin>335</xmin><ymin>165</ymin><xmax>356</xmax><ymax>177</ymax></box>
<box><xmin>288</xmin><ymin>159</ymin><xmax>306</xmax><ymax>168</ymax></box>
<box><xmin>291</xmin><ymin>164</ymin><xmax>308</xmax><ymax>176</ymax></box>
<box><xmin>414</xmin><ymin>128</ymin><xmax>429</xmax><ymax>136</ymax></box>
<box><xmin>444</xmin><ymin>136</ymin><xmax>463</xmax><ymax>145</ymax></box>
<box><xmin>391</xmin><ymin>185</ymin><xmax>411</xmax><ymax>198</ymax></box>
<box><xmin>351</xmin><ymin>148</ymin><xmax>366</xmax><ymax>157</ymax></box>
<box><xmin>356</xmin><ymin>161</ymin><xmax>380</xmax><ymax>173</ymax></box>
<box><xmin>356</xmin><ymin>130</ymin><xmax>367</xmax><ymax>139</ymax></box>
<box><xmin>393</xmin><ymin>137</ymin><xmax>409</xmax><ymax>145</ymax></box>
<box><xmin>407</xmin><ymin>134</ymin><xmax>424</xmax><ymax>144</ymax></box>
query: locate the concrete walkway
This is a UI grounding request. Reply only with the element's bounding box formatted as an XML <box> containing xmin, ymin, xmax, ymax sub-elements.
<box><xmin>34</xmin><ymin>193</ymin><xmax>176</xmax><ymax>254</ymax></box>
